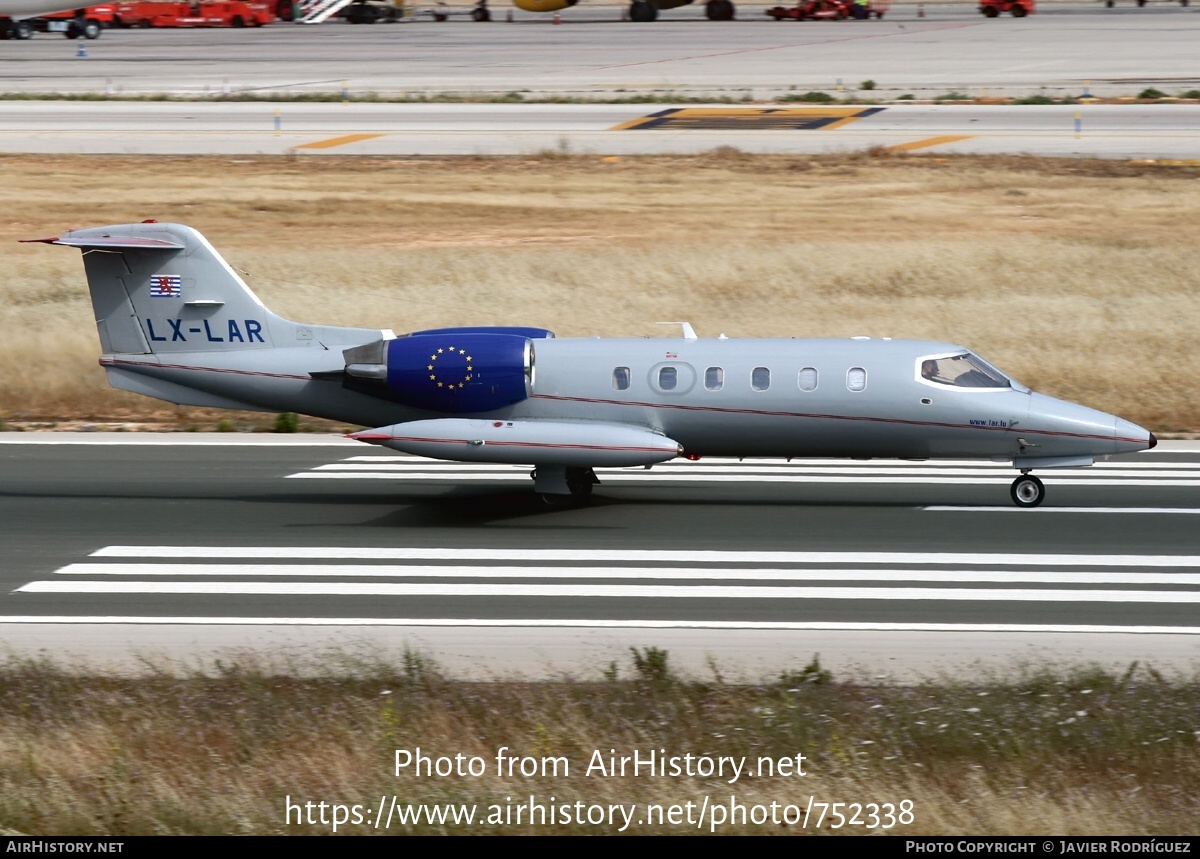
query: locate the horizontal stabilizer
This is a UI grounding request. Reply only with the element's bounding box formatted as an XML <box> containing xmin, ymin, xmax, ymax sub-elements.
<box><xmin>21</xmin><ymin>235</ymin><xmax>185</xmax><ymax>250</ymax></box>
<box><xmin>348</xmin><ymin>418</ymin><xmax>682</xmax><ymax>467</ymax></box>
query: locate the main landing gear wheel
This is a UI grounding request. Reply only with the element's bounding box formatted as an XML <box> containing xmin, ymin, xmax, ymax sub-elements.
<box><xmin>705</xmin><ymin>0</ymin><xmax>735</xmax><ymax>19</ymax></box>
<box><xmin>533</xmin><ymin>466</ymin><xmax>597</xmax><ymax>507</ymax></box>
<box><xmin>1010</xmin><ymin>474</ymin><xmax>1045</xmax><ymax>508</ymax></box>
<box><xmin>629</xmin><ymin>0</ymin><xmax>658</xmax><ymax>21</ymax></box>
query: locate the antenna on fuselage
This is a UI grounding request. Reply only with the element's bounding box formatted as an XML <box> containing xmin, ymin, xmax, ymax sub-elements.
<box><xmin>656</xmin><ymin>321</ymin><xmax>698</xmax><ymax>340</ymax></box>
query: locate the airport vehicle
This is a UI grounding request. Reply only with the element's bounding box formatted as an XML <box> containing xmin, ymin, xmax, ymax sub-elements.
<box><xmin>296</xmin><ymin>0</ymin><xmax>732</xmax><ymax>23</ymax></box>
<box><xmin>110</xmin><ymin>0</ymin><xmax>272</xmax><ymax>26</ymax></box>
<box><xmin>25</xmin><ymin>221</ymin><xmax>1156</xmax><ymax>507</ymax></box>
<box><xmin>1</xmin><ymin>0</ymin><xmax>110</xmax><ymax>37</ymax></box>
<box><xmin>31</xmin><ymin>4</ymin><xmax>111</xmax><ymax>35</ymax></box>
<box><xmin>765</xmin><ymin>0</ymin><xmax>886</xmax><ymax>20</ymax></box>
<box><xmin>978</xmin><ymin>0</ymin><xmax>1032</xmax><ymax>15</ymax></box>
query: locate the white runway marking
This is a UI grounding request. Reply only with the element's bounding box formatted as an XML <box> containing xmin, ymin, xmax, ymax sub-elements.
<box><xmin>1</xmin><ymin>617</ymin><xmax>1198</xmax><ymax>635</ymax></box>
<box><xmin>17</xmin><ymin>581</ymin><xmax>1200</xmax><ymax>603</ymax></box>
<box><xmin>90</xmin><ymin>547</ymin><xmax>1200</xmax><ymax>566</ymax></box>
<box><xmin>15</xmin><ymin>545</ymin><xmax>1200</xmax><ymax>632</ymax></box>
<box><xmin>287</xmin><ymin>453</ymin><xmax>1200</xmax><ymax>489</ymax></box>
<box><xmin>53</xmin><ymin>563</ymin><xmax>1200</xmax><ymax>586</ymax></box>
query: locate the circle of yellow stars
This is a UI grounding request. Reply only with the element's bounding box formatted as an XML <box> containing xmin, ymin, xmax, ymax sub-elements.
<box><xmin>428</xmin><ymin>344</ymin><xmax>473</xmax><ymax>390</ymax></box>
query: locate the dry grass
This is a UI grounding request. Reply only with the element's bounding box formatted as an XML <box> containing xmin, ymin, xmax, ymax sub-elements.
<box><xmin>3</xmin><ymin>152</ymin><xmax>1199</xmax><ymax>430</ymax></box>
<box><xmin>0</xmin><ymin>652</ymin><xmax>1196</xmax><ymax>835</ymax></box>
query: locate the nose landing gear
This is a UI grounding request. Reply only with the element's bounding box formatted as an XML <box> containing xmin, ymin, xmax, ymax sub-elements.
<box><xmin>1010</xmin><ymin>472</ymin><xmax>1045</xmax><ymax>508</ymax></box>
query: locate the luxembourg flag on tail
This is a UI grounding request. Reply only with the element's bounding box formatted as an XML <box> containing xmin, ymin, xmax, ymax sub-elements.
<box><xmin>150</xmin><ymin>274</ymin><xmax>181</xmax><ymax>298</ymax></box>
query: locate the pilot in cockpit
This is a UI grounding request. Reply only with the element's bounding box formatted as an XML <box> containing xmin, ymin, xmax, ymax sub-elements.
<box><xmin>921</xmin><ymin>359</ymin><xmax>946</xmax><ymax>384</ymax></box>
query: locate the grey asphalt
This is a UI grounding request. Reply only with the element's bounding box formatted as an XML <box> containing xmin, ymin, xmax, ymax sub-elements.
<box><xmin>3</xmin><ymin>5</ymin><xmax>1200</xmax><ymax>158</ymax></box>
<box><xmin>2</xmin><ymin>100</ymin><xmax>1199</xmax><ymax>158</ymax></box>
<box><xmin>3</xmin><ymin>5</ymin><xmax>1199</xmax><ymax>678</ymax></box>
<box><xmin>2</xmin><ymin>436</ymin><xmax>1198</xmax><ymax>680</ymax></box>
<box><xmin>3</xmin><ymin>4</ymin><xmax>1198</xmax><ymax>100</ymax></box>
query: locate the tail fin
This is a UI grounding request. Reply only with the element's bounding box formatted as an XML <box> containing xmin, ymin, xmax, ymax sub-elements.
<box><xmin>25</xmin><ymin>221</ymin><xmax>291</xmax><ymax>355</ymax></box>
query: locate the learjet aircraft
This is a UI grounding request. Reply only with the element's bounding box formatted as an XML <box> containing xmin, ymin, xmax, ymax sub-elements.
<box><xmin>24</xmin><ymin>221</ymin><xmax>1157</xmax><ymax>507</ymax></box>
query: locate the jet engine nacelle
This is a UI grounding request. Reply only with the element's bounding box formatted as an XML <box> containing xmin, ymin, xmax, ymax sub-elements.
<box><xmin>344</xmin><ymin>331</ymin><xmax>539</xmax><ymax>414</ymax></box>
<box><xmin>512</xmin><ymin>0</ymin><xmax>578</xmax><ymax>10</ymax></box>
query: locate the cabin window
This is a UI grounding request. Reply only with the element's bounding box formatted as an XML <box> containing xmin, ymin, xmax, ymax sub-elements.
<box><xmin>658</xmin><ymin>366</ymin><xmax>678</xmax><ymax>391</ymax></box>
<box><xmin>612</xmin><ymin>367</ymin><xmax>630</xmax><ymax>391</ymax></box>
<box><xmin>705</xmin><ymin>367</ymin><xmax>724</xmax><ymax>391</ymax></box>
<box><xmin>752</xmin><ymin>367</ymin><xmax>770</xmax><ymax>391</ymax></box>
<box><xmin>798</xmin><ymin>367</ymin><xmax>818</xmax><ymax>392</ymax></box>
<box><xmin>847</xmin><ymin>367</ymin><xmax>867</xmax><ymax>392</ymax></box>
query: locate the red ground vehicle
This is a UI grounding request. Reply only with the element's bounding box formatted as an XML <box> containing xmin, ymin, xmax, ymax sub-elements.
<box><xmin>112</xmin><ymin>0</ymin><xmax>273</xmax><ymax>25</ymax></box>
<box><xmin>9</xmin><ymin>5</ymin><xmax>112</xmax><ymax>38</ymax></box>
<box><xmin>765</xmin><ymin>0</ymin><xmax>887</xmax><ymax>19</ymax></box>
<box><xmin>978</xmin><ymin>0</ymin><xmax>1033</xmax><ymax>15</ymax></box>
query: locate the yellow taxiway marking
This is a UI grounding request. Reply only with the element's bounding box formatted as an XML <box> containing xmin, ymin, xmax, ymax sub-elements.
<box><xmin>612</xmin><ymin>107</ymin><xmax>885</xmax><ymax>132</ymax></box>
<box><xmin>886</xmin><ymin>135</ymin><xmax>975</xmax><ymax>152</ymax></box>
<box><xmin>294</xmin><ymin>133</ymin><xmax>385</xmax><ymax>150</ymax></box>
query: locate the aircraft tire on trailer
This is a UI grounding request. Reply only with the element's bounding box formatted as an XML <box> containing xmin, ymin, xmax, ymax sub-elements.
<box><xmin>705</xmin><ymin>0</ymin><xmax>735</xmax><ymax>19</ymax></box>
<box><xmin>629</xmin><ymin>0</ymin><xmax>658</xmax><ymax>20</ymax></box>
<box><xmin>1010</xmin><ymin>474</ymin><xmax>1045</xmax><ymax>508</ymax></box>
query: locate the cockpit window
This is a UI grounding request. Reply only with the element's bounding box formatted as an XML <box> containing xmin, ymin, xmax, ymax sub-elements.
<box><xmin>919</xmin><ymin>353</ymin><xmax>1010</xmax><ymax>389</ymax></box>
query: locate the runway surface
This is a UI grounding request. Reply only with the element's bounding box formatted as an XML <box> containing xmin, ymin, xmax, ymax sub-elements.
<box><xmin>3</xmin><ymin>4</ymin><xmax>1200</xmax><ymax>158</ymax></box>
<box><xmin>3</xmin><ymin>101</ymin><xmax>1199</xmax><ymax>158</ymax></box>
<box><xmin>2</xmin><ymin>435</ymin><xmax>1198</xmax><ymax>679</ymax></box>
<box><xmin>3</xmin><ymin>4</ymin><xmax>1198</xmax><ymax>679</ymax></box>
<box><xmin>4</xmin><ymin>4</ymin><xmax>1199</xmax><ymax>100</ymax></box>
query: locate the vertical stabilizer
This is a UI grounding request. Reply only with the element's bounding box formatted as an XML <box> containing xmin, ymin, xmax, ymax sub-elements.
<box><xmin>25</xmin><ymin>221</ymin><xmax>292</xmax><ymax>355</ymax></box>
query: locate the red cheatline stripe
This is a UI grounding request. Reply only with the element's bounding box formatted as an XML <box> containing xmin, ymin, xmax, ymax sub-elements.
<box><xmin>531</xmin><ymin>394</ymin><xmax>1143</xmax><ymax>446</ymax></box>
<box><xmin>100</xmin><ymin>357</ymin><xmax>310</xmax><ymax>382</ymax></box>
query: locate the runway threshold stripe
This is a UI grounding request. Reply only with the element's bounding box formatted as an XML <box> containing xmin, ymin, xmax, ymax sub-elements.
<box><xmin>52</xmin><ymin>564</ymin><xmax>1200</xmax><ymax>585</ymax></box>
<box><xmin>886</xmin><ymin>135</ymin><xmax>974</xmax><ymax>151</ymax></box>
<box><xmin>294</xmin><ymin>133</ymin><xmax>385</xmax><ymax>150</ymax></box>
<box><xmin>17</xmin><ymin>582</ymin><xmax>1200</xmax><ymax>603</ymax></box>
<box><xmin>2</xmin><ymin>618</ymin><xmax>1198</xmax><ymax>634</ymax></box>
<box><xmin>91</xmin><ymin>547</ymin><xmax>1200</xmax><ymax>566</ymax></box>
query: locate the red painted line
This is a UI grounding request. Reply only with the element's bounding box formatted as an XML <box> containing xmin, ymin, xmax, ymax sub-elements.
<box><xmin>100</xmin><ymin>357</ymin><xmax>310</xmax><ymax>382</ymax></box>
<box><xmin>530</xmin><ymin>394</ymin><xmax>1144</xmax><ymax>446</ymax></box>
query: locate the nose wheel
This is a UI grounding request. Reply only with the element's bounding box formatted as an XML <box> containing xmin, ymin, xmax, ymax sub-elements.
<box><xmin>1010</xmin><ymin>473</ymin><xmax>1045</xmax><ymax>508</ymax></box>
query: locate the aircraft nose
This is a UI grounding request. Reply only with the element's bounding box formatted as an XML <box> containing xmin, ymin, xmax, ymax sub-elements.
<box><xmin>1114</xmin><ymin>417</ymin><xmax>1156</xmax><ymax>454</ymax></box>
